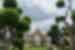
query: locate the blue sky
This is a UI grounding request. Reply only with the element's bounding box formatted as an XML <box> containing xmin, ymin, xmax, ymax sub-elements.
<box><xmin>0</xmin><ymin>0</ymin><xmax>74</xmax><ymax>32</ymax></box>
<box><xmin>17</xmin><ymin>0</ymin><xmax>67</xmax><ymax>32</ymax></box>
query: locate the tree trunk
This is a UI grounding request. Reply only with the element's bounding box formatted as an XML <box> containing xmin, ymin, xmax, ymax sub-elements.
<box><xmin>16</xmin><ymin>31</ymin><xmax>24</xmax><ymax>50</ymax></box>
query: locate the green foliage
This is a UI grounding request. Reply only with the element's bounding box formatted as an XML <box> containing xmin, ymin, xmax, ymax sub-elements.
<box><xmin>3</xmin><ymin>0</ymin><xmax>17</xmax><ymax>8</ymax></box>
<box><xmin>48</xmin><ymin>24</ymin><xmax>60</xmax><ymax>37</ymax></box>
<box><xmin>16</xmin><ymin>16</ymin><xmax>31</xmax><ymax>50</ymax></box>
<box><xmin>48</xmin><ymin>24</ymin><xmax>60</xmax><ymax>44</ymax></box>
<box><xmin>64</xmin><ymin>48</ymin><xmax>71</xmax><ymax>50</ymax></box>
<box><xmin>16</xmin><ymin>16</ymin><xmax>31</xmax><ymax>32</ymax></box>
<box><xmin>0</xmin><ymin>13</ymin><xmax>5</xmax><ymax>25</ymax></box>
<box><xmin>55</xmin><ymin>16</ymin><xmax>65</xmax><ymax>23</ymax></box>
<box><xmin>64</xmin><ymin>39</ymin><xmax>69</xmax><ymax>46</ymax></box>
<box><xmin>2</xmin><ymin>0</ymin><xmax>31</xmax><ymax>50</ymax></box>
<box><xmin>23</xmin><ymin>16</ymin><xmax>31</xmax><ymax>24</ymax></box>
<box><xmin>17</xmin><ymin>8</ymin><xmax>23</xmax><ymax>14</ymax></box>
<box><xmin>16</xmin><ymin>22</ymin><xmax>30</xmax><ymax>32</ymax></box>
<box><xmin>0</xmin><ymin>9</ymin><xmax>19</xmax><ymax>25</ymax></box>
<box><xmin>71</xmin><ymin>10</ymin><xmax>75</xmax><ymax>21</ymax></box>
<box><xmin>56</xmin><ymin>0</ymin><xmax>65</xmax><ymax>8</ymax></box>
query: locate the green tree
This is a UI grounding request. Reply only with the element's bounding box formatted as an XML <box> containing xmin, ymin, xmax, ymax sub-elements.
<box><xmin>56</xmin><ymin>0</ymin><xmax>72</xmax><ymax>50</ymax></box>
<box><xmin>15</xmin><ymin>16</ymin><xmax>31</xmax><ymax>50</ymax></box>
<box><xmin>56</xmin><ymin>0</ymin><xmax>65</xmax><ymax>8</ymax></box>
<box><xmin>3</xmin><ymin>0</ymin><xmax>17</xmax><ymax>8</ymax></box>
<box><xmin>48</xmin><ymin>24</ymin><xmax>60</xmax><ymax>45</ymax></box>
<box><xmin>48</xmin><ymin>16</ymin><xmax>64</xmax><ymax>49</ymax></box>
<box><xmin>0</xmin><ymin>0</ymin><xmax>32</xmax><ymax>50</ymax></box>
<box><xmin>55</xmin><ymin>16</ymin><xmax>65</xmax><ymax>23</ymax></box>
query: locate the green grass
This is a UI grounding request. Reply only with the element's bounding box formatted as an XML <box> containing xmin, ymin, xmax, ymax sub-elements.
<box><xmin>9</xmin><ymin>47</ymin><xmax>71</xmax><ymax>50</ymax></box>
<box><xmin>9</xmin><ymin>47</ymin><xmax>48</xmax><ymax>50</ymax></box>
<box><xmin>64</xmin><ymin>48</ymin><xmax>71</xmax><ymax>50</ymax></box>
<box><xmin>24</xmin><ymin>48</ymin><xmax>47</xmax><ymax>50</ymax></box>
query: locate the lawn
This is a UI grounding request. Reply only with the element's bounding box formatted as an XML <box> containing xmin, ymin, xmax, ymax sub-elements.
<box><xmin>24</xmin><ymin>48</ymin><xmax>71</xmax><ymax>50</ymax></box>
<box><xmin>24</xmin><ymin>48</ymin><xmax>47</xmax><ymax>50</ymax></box>
<box><xmin>9</xmin><ymin>47</ymin><xmax>71</xmax><ymax>50</ymax></box>
<box><xmin>9</xmin><ymin>47</ymin><xmax>48</xmax><ymax>50</ymax></box>
<box><xmin>64</xmin><ymin>48</ymin><xmax>71</xmax><ymax>50</ymax></box>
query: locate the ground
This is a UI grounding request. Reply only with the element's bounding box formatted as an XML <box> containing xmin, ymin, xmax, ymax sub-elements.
<box><xmin>8</xmin><ymin>47</ymin><xmax>71</xmax><ymax>50</ymax></box>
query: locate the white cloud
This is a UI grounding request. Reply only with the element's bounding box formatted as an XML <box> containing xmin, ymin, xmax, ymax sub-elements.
<box><xmin>32</xmin><ymin>0</ymin><xmax>39</xmax><ymax>6</ymax></box>
<box><xmin>17</xmin><ymin>0</ymin><xmax>74</xmax><ymax>32</ymax></box>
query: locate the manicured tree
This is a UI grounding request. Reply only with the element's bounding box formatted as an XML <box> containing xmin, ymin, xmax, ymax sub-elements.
<box><xmin>15</xmin><ymin>16</ymin><xmax>31</xmax><ymax>50</ymax></box>
<box><xmin>48</xmin><ymin>24</ymin><xmax>60</xmax><ymax>45</ymax></box>
<box><xmin>48</xmin><ymin>16</ymin><xmax>65</xmax><ymax>49</ymax></box>
<box><xmin>2</xmin><ymin>0</ymin><xmax>31</xmax><ymax>50</ymax></box>
<box><xmin>3</xmin><ymin>0</ymin><xmax>19</xmax><ymax>47</ymax></box>
<box><xmin>56</xmin><ymin>0</ymin><xmax>74</xmax><ymax>49</ymax></box>
<box><xmin>3</xmin><ymin>0</ymin><xmax>19</xmax><ymax>37</ymax></box>
<box><xmin>55</xmin><ymin>16</ymin><xmax>65</xmax><ymax>47</ymax></box>
<box><xmin>3</xmin><ymin>0</ymin><xmax>17</xmax><ymax>8</ymax></box>
<box><xmin>56</xmin><ymin>0</ymin><xmax>65</xmax><ymax>8</ymax></box>
<box><xmin>56</xmin><ymin>0</ymin><xmax>75</xmax><ymax>49</ymax></box>
<box><xmin>0</xmin><ymin>0</ymin><xmax>19</xmax><ymax>49</ymax></box>
<box><xmin>55</xmin><ymin>16</ymin><xmax>65</xmax><ymax>23</ymax></box>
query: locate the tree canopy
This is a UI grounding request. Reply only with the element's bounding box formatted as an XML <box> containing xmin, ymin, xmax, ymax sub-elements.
<box><xmin>56</xmin><ymin>0</ymin><xmax>65</xmax><ymax>8</ymax></box>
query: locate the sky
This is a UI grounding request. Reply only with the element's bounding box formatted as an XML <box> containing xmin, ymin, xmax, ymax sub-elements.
<box><xmin>17</xmin><ymin>0</ymin><xmax>67</xmax><ymax>32</ymax></box>
<box><xmin>0</xmin><ymin>0</ymin><xmax>75</xmax><ymax>32</ymax></box>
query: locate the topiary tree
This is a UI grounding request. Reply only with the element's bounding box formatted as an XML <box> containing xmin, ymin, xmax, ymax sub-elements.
<box><xmin>56</xmin><ymin>0</ymin><xmax>65</xmax><ymax>8</ymax></box>
<box><xmin>0</xmin><ymin>0</ymin><xmax>32</xmax><ymax>50</ymax></box>
<box><xmin>48</xmin><ymin>15</ymin><xmax>65</xmax><ymax>49</ymax></box>
<box><xmin>55</xmin><ymin>16</ymin><xmax>65</xmax><ymax>23</ymax></box>
<box><xmin>3</xmin><ymin>0</ymin><xmax>17</xmax><ymax>8</ymax></box>
<box><xmin>48</xmin><ymin>24</ymin><xmax>61</xmax><ymax>45</ymax></box>
<box><xmin>57</xmin><ymin>0</ymin><xmax>75</xmax><ymax>49</ymax></box>
<box><xmin>13</xmin><ymin>16</ymin><xmax>31</xmax><ymax>50</ymax></box>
